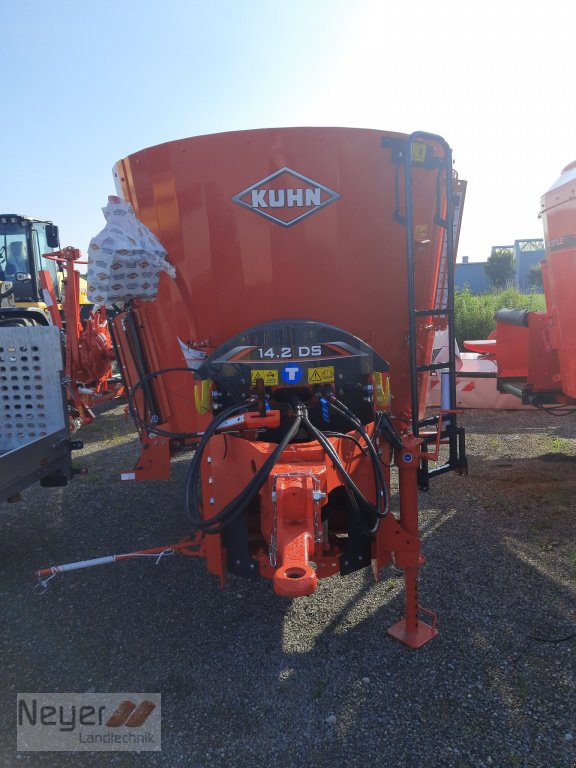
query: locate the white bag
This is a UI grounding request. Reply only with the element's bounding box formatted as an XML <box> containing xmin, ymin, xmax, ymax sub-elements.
<box><xmin>87</xmin><ymin>196</ymin><xmax>175</xmax><ymax>306</ymax></box>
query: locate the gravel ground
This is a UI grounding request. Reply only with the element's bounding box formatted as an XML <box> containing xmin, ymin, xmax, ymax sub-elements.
<box><xmin>1</xmin><ymin>405</ymin><xmax>575</xmax><ymax>768</ymax></box>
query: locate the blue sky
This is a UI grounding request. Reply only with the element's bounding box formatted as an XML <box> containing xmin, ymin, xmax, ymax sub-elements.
<box><xmin>2</xmin><ymin>0</ymin><xmax>574</xmax><ymax>261</ymax></box>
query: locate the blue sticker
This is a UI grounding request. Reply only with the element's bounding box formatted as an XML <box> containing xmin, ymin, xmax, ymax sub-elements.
<box><xmin>402</xmin><ymin>452</ymin><xmax>413</xmax><ymax>463</ymax></box>
<box><xmin>281</xmin><ymin>364</ymin><xmax>303</xmax><ymax>384</ymax></box>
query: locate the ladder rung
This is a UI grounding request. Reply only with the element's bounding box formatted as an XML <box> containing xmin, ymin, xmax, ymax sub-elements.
<box><xmin>414</xmin><ymin>308</ymin><xmax>450</xmax><ymax>317</ymax></box>
<box><xmin>417</xmin><ymin>362</ymin><xmax>454</xmax><ymax>373</ymax></box>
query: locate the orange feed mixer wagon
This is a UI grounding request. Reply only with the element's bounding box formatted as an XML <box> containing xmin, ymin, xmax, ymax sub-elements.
<box><xmin>466</xmin><ymin>159</ymin><xmax>576</xmax><ymax>410</ymax></box>
<box><xmin>109</xmin><ymin>127</ymin><xmax>467</xmax><ymax>648</ymax></box>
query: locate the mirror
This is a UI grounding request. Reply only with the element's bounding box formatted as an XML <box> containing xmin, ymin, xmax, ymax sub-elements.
<box><xmin>46</xmin><ymin>224</ymin><xmax>60</xmax><ymax>249</ymax></box>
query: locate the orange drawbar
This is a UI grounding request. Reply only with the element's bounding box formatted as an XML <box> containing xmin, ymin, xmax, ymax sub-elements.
<box><xmin>110</xmin><ymin>128</ymin><xmax>467</xmax><ymax>647</ymax></box>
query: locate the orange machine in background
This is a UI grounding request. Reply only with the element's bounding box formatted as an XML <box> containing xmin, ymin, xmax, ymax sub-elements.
<box><xmin>109</xmin><ymin>128</ymin><xmax>467</xmax><ymax>647</ymax></box>
<box><xmin>39</xmin><ymin>247</ymin><xmax>122</xmax><ymax>427</ymax></box>
<box><xmin>467</xmin><ymin>159</ymin><xmax>576</xmax><ymax>409</ymax></box>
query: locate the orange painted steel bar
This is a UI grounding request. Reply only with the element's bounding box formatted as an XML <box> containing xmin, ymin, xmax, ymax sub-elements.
<box><xmin>388</xmin><ymin>435</ymin><xmax>438</xmax><ymax>648</ymax></box>
<box><xmin>270</xmin><ymin>473</ymin><xmax>318</xmax><ymax>597</ymax></box>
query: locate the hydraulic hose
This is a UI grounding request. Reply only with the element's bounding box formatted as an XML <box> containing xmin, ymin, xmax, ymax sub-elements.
<box><xmin>323</xmin><ymin>432</ymin><xmax>366</xmax><ymax>453</ymax></box>
<box><xmin>183</xmin><ymin>399</ymin><xmax>257</xmax><ymax>528</ymax></box>
<box><xmin>128</xmin><ymin>366</ymin><xmax>248</xmax><ymax>440</ymax></box>
<box><xmin>302</xmin><ymin>415</ymin><xmax>378</xmax><ymax>535</ymax></box>
<box><xmin>373</xmin><ymin>410</ymin><xmax>403</xmax><ymax>452</ymax></box>
<box><xmin>184</xmin><ymin>405</ymin><xmax>303</xmax><ymax>535</ymax></box>
<box><xmin>127</xmin><ymin>366</ymin><xmax>206</xmax><ymax>439</ymax></box>
<box><xmin>295</xmin><ymin>398</ymin><xmax>386</xmax><ymax>536</ymax></box>
<box><xmin>184</xmin><ymin>393</ymin><xmax>390</xmax><ymax>539</ymax></box>
<box><xmin>322</xmin><ymin>396</ymin><xmax>389</xmax><ymax>517</ymax></box>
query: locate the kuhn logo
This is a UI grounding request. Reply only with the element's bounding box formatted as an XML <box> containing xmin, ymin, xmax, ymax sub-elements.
<box><xmin>232</xmin><ymin>167</ymin><xmax>340</xmax><ymax>227</ymax></box>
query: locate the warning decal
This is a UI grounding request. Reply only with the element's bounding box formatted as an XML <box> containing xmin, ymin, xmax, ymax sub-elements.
<box><xmin>251</xmin><ymin>369</ymin><xmax>279</xmax><ymax>385</ymax></box>
<box><xmin>307</xmin><ymin>366</ymin><xmax>335</xmax><ymax>384</ymax></box>
<box><xmin>411</xmin><ymin>142</ymin><xmax>427</xmax><ymax>162</ymax></box>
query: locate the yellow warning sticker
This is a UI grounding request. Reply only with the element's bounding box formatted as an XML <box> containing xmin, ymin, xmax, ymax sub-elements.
<box><xmin>415</xmin><ymin>224</ymin><xmax>428</xmax><ymax>239</ymax></box>
<box><xmin>307</xmin><ymin>366</ymin><xmax>335</xmax><ymax>384</ymax></box>
<box><xmin>411</xmin><ymin>142</ymin><xmax>427</xmax><ymax>163</ymax></box>
<box><xmin>251</xmin><ymin>369</ymin><xmax>279</xmax><ymax>386</ymax></box>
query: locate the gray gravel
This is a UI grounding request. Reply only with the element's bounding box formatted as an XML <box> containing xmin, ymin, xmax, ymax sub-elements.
<box><xmin>1</xmin><ymin>405</ymin><xmax>575</xmax><ymax>767</ymax></box>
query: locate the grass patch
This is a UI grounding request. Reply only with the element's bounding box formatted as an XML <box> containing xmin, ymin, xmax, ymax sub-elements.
<box><xmin>455</xmin><ymin>287</ymin><xmax>546</xmax><ymax>348</ymax></box>
<box><xmin>485</xmin><ymin>436</ymin><xmax>503</xmax><ymax>452</ymax></box>
<box><xmin>543</xmin><ymin>436</ymin><xmax>572</xmax><ymax>454</ymax></box>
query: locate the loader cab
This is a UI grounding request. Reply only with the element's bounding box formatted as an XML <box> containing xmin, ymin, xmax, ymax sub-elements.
<box><xmin>0</xmin><ymin>215</ymin><xmax>61</xmax><ymax>305</ymax></box>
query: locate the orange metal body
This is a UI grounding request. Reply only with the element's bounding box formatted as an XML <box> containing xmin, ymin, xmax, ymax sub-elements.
<box><xmin>114</xmin><ymin>128</ymin><xmax>451</xmax><ymax>431</ymax></box>
<box><xmin>202</xmin><ymin>430</ymin><xmax>377</xmax><ymax>588</ymax></box>
<box><xmin>110</xmin><ymin>128</ymin><xmax>463</xmax><ymax>647</ymax></box>
<box><xmin>493</xmin><ymin>322</ymin><xmax>530</xmax><ymax>380</ymax></box>
<box><xmin>40</xmin><ymin>247</ymin><xmax>122</xmax><ymax>424</ymax></box>
<box><xmin>539</xmin><ymin>160</ymin><xmax>576</xmax><ymax>399</ymax></box>
<box><xmin>479</xmin><ymin>160</ymin><xmax>576</xmax><ymax>405</ymax></box>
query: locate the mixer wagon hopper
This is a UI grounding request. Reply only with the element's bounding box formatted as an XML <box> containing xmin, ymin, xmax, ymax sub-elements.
<box><xmin>39</xmin><ymin>128</ymin><xmax>468</xmax><ymax>648</ymax></box>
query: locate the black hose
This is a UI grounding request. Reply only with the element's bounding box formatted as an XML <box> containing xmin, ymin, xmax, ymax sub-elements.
<box><xmin>302</xmin><ymin>412</ymin><xmax>373</xmax><ymax>509</ymax></box>
<box><xmin>183</xmin><ymin>399</ymin><xmax>256</xmax><ymax>527</ymax></box>
<box><xmin>296</xmin><ymin>400</ymin><xmax>387</xmax><ymax>536</ymax></box>
<box><xmin>127</xmin><ymin>367</ymin><xmax>208</xmax><ymax>439</ymax></box>
<box><xmin>322</xmin><ymin>389</ymin><xmax>362</xmax><ymax>427</ymax></box>
<box><xmin>374</xmin><ymin>410</ymin><xmax>403</xmax><ymax>451</ymax></box>
<box><xmin>324</xmin><ymin>397</ymin><xmax>389</xmax><ymax>516</ymax></box>
<box><xmin>185</xmin><ymin>416</ymin><xmax>302</xmax><ymax>534</ymax></box>
<box><xmin>323</xmin><ymin>432</ymin><xmax>367</xmax><ymax>453</ymax></box>
<box><xmin>184</xmin><ymin>405</ymin><xmax>302</xmax><ymax>534</ymax></box>
<box><xmin>184</xmin><ymin>392</ymin><xmax>390</xmax><ymax>540</ymax></box>
<box><xmin>297</xmin><ymin>404</ymin><xmax>365</xmax><ymax>523</ymax></box>
<box><xmin>536</xmin><ymin>403</ymin><xmax>576</xmax><ymax>417</ymax></box>
<box><xmin>302</xmin><ymin>415</ymin><xmax>379</xmax><ymax>535</ymax></box>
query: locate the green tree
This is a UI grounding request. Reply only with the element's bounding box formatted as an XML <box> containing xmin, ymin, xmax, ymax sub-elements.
<box><xmin>484</xmin><ymin>247</ymin><xmax>516</xmax><ymax>289</ymax></box>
